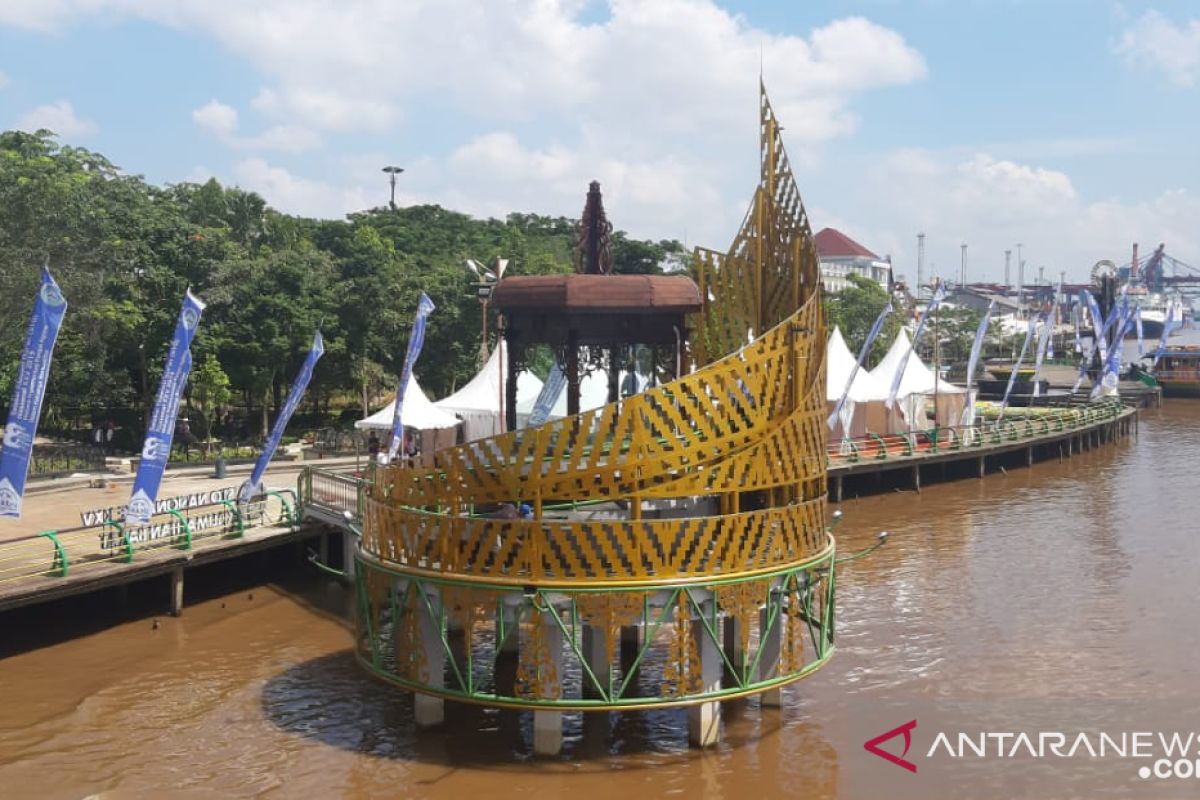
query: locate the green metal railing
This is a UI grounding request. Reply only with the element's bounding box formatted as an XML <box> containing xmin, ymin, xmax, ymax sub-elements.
<box><xmin>825</xmin><ymin>399</ymin><xmax>1128</xmax><ymax>465</ymax></box>
<box><xmin>0</xmin><ymin>490</ymin><xmax>298</xmax><ymax>588</ymax></box>
<box><xmin>355</xmin><ymin>541</ymin><xmax>837</xmax><ymax>711</ymax></box>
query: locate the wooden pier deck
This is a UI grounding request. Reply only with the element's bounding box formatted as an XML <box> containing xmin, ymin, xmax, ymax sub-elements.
<box><xmin>825</xmin><ymin>400</ymin><xmax>1137</xmax><ymax>501</ymax></box>
<box><xmin>0</xmin><ymin>471</ymin><xmax>341</xmax><ymax>615</ymax></box>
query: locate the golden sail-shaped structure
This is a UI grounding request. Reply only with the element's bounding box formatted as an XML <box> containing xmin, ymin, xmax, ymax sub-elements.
<box><xmin>355</xmin><ymin>84</ymin><xmax>833</xmax><ymax>754</ymax></box>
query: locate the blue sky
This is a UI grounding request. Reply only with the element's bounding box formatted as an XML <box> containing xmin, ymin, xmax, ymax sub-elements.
<box><xmin>1</xmin><ymin>1</ymin><xmax>1197</xmax><ymax>284</ymax></box>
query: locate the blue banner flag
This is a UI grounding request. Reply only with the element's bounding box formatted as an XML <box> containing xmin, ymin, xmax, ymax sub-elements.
<box><xmin>1000</xmin><ymin>315</ymin><xmax>1038</xmax><ymax>417</ymax></box>
<box><xmin>1135</xmin><ymin>307</ymin><xmax>1144</xmax><ymax>356</ymax></box>
<box><xmin>1152</xmin><ymin>300</ymin><xmax>1182</xmax><ymax>368</ymax></box>
<box><xmin>887</xmin><ymin>282</ymin><xmax>947</xmax><ymax>409</ymax></box>
<box><xmin>1083</xmin><ymin>290</ymin><xmax>1107</xmax><ymax>366</ymax></box>
<box><xmin>1073</xmin><ymin>299</ymin><xmax>1083</xmax><ymax>354</ymax></box>
<box><xmin>1094</xmin><ymin>307</ymin><xmax>1135</xmax><ymax>399</ymax></box>
<box><xmin>1030</xmin><ymin>316</ymin><xmax>1053</xmax><ymax>398</ymax></box>
<box><xmin>239</xmin><ymin>330</ymin><xmax>324</xmax><ymax>504</ymax></box>
<box><xmin>1099</xmin><ymin>287</ymin><xmax>1128</xmax><ymax>347</ymax></box>
<box><xmin>387</xmin><ymin>293</ymin><xmax>436</xmax><ymax>463</ymax></box>
<box><xmin>126</xmin><ymin>290</ymin><xmax>205</xmax><ymax>524</ymax></box>
<box><xmin>965</xmin><ymin>300</ymin><xmax>995</xmax><ymax>392</ymax></box>
<box><xmin>0</xmin><ymin>268</ymin><xmax>68</xmax><ymax>519</ymax></box>
<box><xmin>829</xmin><ymin>301</ymin><xmax>892</xmax><ymax>429</ymax></box>
<box><xmin>959</xmin><ymin>300</ymin><xmax>995</xmax><ymax>428</ymax></box>
<box><xmin>527</xmin><ymin>362</ymin><xmax>567</xmax><ymax>428</ymax></box>
<box><xmin>1049</xmin><ymin>278</ymin><xmax>1063</xmax><ymax>359</ymax></box>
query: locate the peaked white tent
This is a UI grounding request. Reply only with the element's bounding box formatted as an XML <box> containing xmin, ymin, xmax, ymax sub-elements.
<box><xmin>355</xmin><ymin>376</ymin><xmax>461</xmax><ymax>465</ymax></box>
<box><xmin>868</xmin><ymin>329</ymin><xmax>967</xmax><ymax>433</ymax></box>
<box><xmin>436</xmin><ymin>341</ymin><xmax>544</xmax><ymax>441</ymax></box>
<box><xmin>355</xmin><ymin>376</ymin><xmax>461</xmax><ymax>431</ymax></box>
<box><xmin>825</xmin><ymin>327</ymin><xmax>891</xmax><ymax>440</ymax></box>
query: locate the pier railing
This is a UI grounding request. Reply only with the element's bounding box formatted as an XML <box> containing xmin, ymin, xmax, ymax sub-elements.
<box><xmin>825</xmin><ymin>399</ymin><xmax>1127</xmax><ymax>465</ymax></box>
<box><xmin>0</xmin><ymin>489</ymin><xmax>298</xmax><ymax>587</ymax></box>
<box><xmin>301</xmin><ymin>466</ymin><xmax>368</xmax><ymax>521</ymax></box>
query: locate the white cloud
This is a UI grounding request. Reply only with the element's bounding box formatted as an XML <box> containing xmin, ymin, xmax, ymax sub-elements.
<box><xmin>0</xmin><ymin>1</ymin><xmax>927</xmax><ymax>244</ymax></box>
<box><xmin>437</xmin><ymin>131</ymin><xmax>725</xmax><ymax>236</ymax></box>
<box><xmin>116</xmin><ymin>2</ymin><xmax>924</xmax><ymax>145</ymax></box>
<box><xmin>15</xmin><ymin>100</ymin><xmax>97</xmax><ymax>137</ymax></box>
<box><xmin>821</xmin><ymin>148</ymin><xmax>1200</xmax><ymax>284</ymax></box>
<box><xmin>0</xmin><ymin>71</ymin><xmax>10</xmax><ymax>89</ymax></box>
<box><xmin>0</xmin><ymin>0</ymin><xmax>82</xmax><ymax>32</ymax></box>
<box><xmin>192</xmin><ymin>98</ymin><xmax>320</xmax><ymax>153</ymax></box>
<box><xmin>192</xmin><ymin>99</ymin><xmax>238</xmax><ymax>137</ymax></box>
<box><xmin>231</xmin><ymin>158</ymin><xmax>371</xmax><ymax>219</ymax></box>
<box><xmin>1115</xmin><ymin>10</ymin><xmax>1200</xmax><ymax>87</ymax></box>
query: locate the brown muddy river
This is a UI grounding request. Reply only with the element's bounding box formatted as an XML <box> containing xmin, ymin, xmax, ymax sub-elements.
<box><xmin>2</xmin><ymin>400</ymin><xmax>1199</xmax><ymax>799</ymax></box>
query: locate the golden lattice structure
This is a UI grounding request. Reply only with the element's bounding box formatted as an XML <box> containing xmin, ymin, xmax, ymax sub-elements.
<box><xmin>353</xmin><ymin>85</ymin><xmax>835</xmax><ymax>736</ymax></box>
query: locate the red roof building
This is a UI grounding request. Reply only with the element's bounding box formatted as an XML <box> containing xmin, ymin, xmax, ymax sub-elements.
<box><xmin>813</xmin><ymin>227</ymin><xmax>891</xmax><ymax>293</ymax></box>
<box><xmin>814</xmin><ymin>228</ymin><xmax>879</xmax><ymax>260</ymax></box>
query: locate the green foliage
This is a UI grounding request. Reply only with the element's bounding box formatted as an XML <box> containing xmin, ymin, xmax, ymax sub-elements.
<box><xmin>0</xmin><ymin>129</ymin><xmax>689</xmax><ymax>440</ymax></box>
<box><xmin>190</xmin><ymin>353</ymin><xmax>231</xmax><ymax>441</ymax></box>
<box><xmin>824</xmin><ymin>274</ymin><xmax>900</xmax><ymax>369</ymax></box>
<box><xmin>926</xmin><ymin>306</ymin><xmax>984</xmax><ymax>365</ymax></box>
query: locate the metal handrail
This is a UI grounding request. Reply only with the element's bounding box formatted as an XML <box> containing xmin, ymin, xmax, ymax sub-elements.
<box><xmin>0</xmin><ymin>490</ymin><xmax>294</xmax><ymax>586</ymax></box>
<box><xmin>824</xmin><ymin>401</ymin><xmax>1131</xmax><ymax>464</ymax></box>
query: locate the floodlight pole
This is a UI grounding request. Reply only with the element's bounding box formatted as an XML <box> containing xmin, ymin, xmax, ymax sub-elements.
<box><xmin>382</xmin><ymin>166</ymin><xmax>404</xmax><ymax>209</ymax></box>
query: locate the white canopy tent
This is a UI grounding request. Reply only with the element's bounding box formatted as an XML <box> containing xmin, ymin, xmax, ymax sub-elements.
<box><xmin>825</xmin><ymin>327</ymin><xmax>891</xmax><ymax>441</ymax></box>
<box><xmin>435</xmin><ymin>341</ymin><xmax>544</xmax><ymax>441</ymax></box>
<box><xmin>354</xmin><ymin>375</ymin><xmax>463</xmax><ymax>463</ymax></box>
<box><xmin>354</xmin><ymin>376</ymin><xmax>462</xmax><ymax>431</ymax></box>
<box><xmin>868</xmin><ymin>329</ymin><xmax>967</xmax><ymax>433</ymax></box>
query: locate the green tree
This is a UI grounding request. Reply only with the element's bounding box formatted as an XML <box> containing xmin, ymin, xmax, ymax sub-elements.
<box><xmin>189</xmin><ymin>353</ymin><xmax>232</xmax><ymax>450</ymax></box>
<box><xmin>825</xmin><ymin>274</ymin><xmax>901</xmax><ymax>368</ymax></box>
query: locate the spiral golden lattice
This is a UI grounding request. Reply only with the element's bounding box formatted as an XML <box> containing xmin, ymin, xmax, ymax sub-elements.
<box><xmin>365</xmin><ymin>82</ymin><xmax>827</xmax><ymax>588</ymax></box>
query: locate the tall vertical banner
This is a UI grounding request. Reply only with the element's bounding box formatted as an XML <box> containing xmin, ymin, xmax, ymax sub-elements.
<box><xmin>527</xmin><ymin>362</ymin><xmax>567</xmax><ymax>429</ymax></box>
<box><xmin>1049</xmin><ymin>277</ymin><xmax>1063</xmax><ymax>359</ymax></box>
<box><xmin>828</xmin><ymin>301</ymin><xmax>892</xmax><ymax>429</ymax></box>
<box><xmin>1000</xmin><ymin>316</ymin><xmax>1038</xmax><ymax>417</ymax></box>
<box><xmin>239</xmin><ymin>331</ymin><xmax>324</xmax><ymax>504</ymax></box>
<box><xmin>1152</xmin><ymin>301</ymin><xmax>1181</xmax><ymax>367</ymax></box>
<box><xmin>1093</xmin><ymin>305</ymin><xmax>1133</xmax><ymax>399</ymax></box>
<box><xmin>1030</xmin><ymin>316</ymin><xmax>1053</xmax><ymax>397</ymax></box>
<box><xmin>386</xmin><ymin>293</ymin><xmax>435</xmax><ymax>463</ymax></box>
<box><xmin>1099</xmin><ymin>288</ymin><xmax>1127</xmax><ymax>347</ymax></box>
<box><xmin>0</xmin><ymin>268</ymin><xmax>68</xmax><ymax>519</ymax></box>
<box><xmin>960</xmin><ymin>300</ymin><xmax>995</xmax><ymax>427</ymax></box>
<box><xmin>1083</xmin><ymin>290</ymin><xmax>1107</xmax><ymax>366</ymax></box>
<box><xmin>887</xmin><ymin>283</ymin><xmax>947</xmax><ymax>409</ymax></box>
<box><xmin>1135</xmin><ymin>307</ymin><xmax>1144</xmax><ymax>356</ymax></box>
<box><xmin>1073</xmin><ymin>302</ymin><xmax>1083</xmax><ymax>354</ymax></box>
<box><xmin>126</xmin><ymin>291</ymin><xmax>205</xmax><ymax>524</ymax></box>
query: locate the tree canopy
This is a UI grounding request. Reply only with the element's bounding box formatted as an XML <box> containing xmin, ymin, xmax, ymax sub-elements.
<box><xmin>824</xmin><ymin>274</ymin><xmax>901</xmax><ymax>369</ymax></box>
<box><xmin>0</xmin><ymin>130</ymin><xmax>686</xmax><ymax>439</ymax></box>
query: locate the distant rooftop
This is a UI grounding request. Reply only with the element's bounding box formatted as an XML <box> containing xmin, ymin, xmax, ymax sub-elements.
<box><xmin>814</xmin><ymin>227</ymin><xmax>878</xmax><ymax>260</ymax></box>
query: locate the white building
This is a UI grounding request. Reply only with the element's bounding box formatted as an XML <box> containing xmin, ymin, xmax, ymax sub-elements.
<box><xmin>815</xmin><ymin>227</ymin><xmax>892</xmax><ymax>293</ymax></box>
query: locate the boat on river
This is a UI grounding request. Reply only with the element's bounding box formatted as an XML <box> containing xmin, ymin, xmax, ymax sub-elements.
<box><xmin>1151</xmin><ymin>346</ymin><xmax>1200</xmax><ymax>397</ymax></box>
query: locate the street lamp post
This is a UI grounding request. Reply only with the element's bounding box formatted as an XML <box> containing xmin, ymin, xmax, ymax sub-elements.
<box><xmin>382</xmin><ymin>166</ymin><xmax>404</xmax><ymax>209</ymax></box>
<box><xmin>466</xmin><ymin>257</ymin><xmax>509</xmax><ymax>431</ymax></box>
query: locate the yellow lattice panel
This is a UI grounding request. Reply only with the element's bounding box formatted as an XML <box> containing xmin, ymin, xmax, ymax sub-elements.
<box><xmin>364</xmin><ymin>496</ymin><xmax>826</xmax><ymax>583</ymax></box>
<box><xmin>376</xmin><ymin>293</ymin><xmax>822</xmax><ymax>508</ymax></box>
